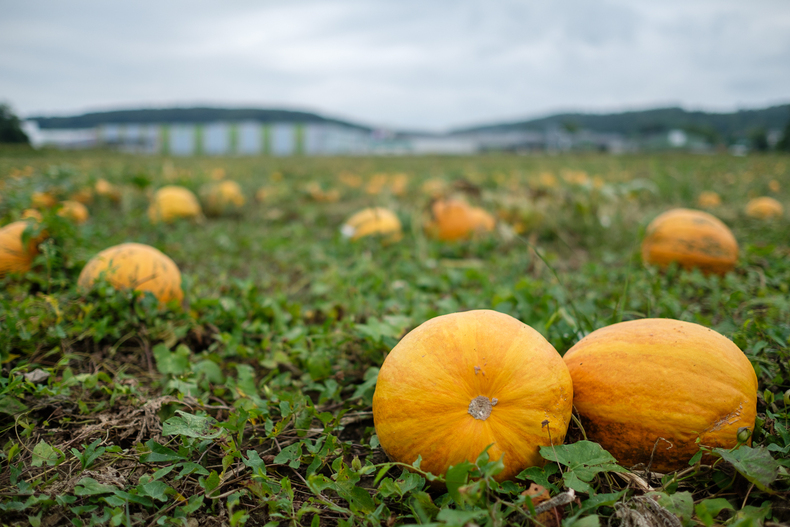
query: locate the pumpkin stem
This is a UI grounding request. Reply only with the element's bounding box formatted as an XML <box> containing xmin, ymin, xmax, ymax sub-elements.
<box><xmin>468</xmin><ymin>396</ymin><xmax>497</xmax><ymax>420</ymax></box>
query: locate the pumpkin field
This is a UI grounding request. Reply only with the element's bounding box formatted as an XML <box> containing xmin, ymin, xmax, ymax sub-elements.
<box><xmin>1</xmin><ymin>149</ymin><xmax>789</xmax><ymax>527</ymax></box>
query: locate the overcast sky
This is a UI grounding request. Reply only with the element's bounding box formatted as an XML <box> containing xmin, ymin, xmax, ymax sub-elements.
<box><xmin>1</xmin><ymin>0</ymin><xmax>789</xmax><ymax>130</ymax></box>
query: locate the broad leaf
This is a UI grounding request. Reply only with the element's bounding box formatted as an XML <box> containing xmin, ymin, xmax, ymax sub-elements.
<box><xmin>713</xmin><ymin>446</ymin><xmax>779</xmax><ymax>491</ymax></box>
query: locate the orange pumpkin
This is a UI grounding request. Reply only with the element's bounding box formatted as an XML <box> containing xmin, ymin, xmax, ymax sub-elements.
<box><xmin>564</xmin><ymin>318</ymin><xmax>758</xmax><ymax>472</ymax></box>
<box><xmin>31</xmin><ymin>191</ymin><xmax>57</xmax><ymax>209</ymax></box>
<box><xmin>745</xmin><ymin>197</ymin><xmax>783</xmax><ymax>219</ymax></box>
<box><xmin>95</xmin><ymin>178</ymin><xmax>122</xmax><ymax>202</ymax></box>
<box><xmin>148</xmin><ymin>186</ymin><xmax>202</xmax><ymax>223</ymax></box>
<box><xmin>340</xmin><ymin>207</ymin><xmax>402</xmax><ymax>242</ymax></box>
<box><xmin>78</xmin><ymin>243</ymin><xmax>184</xmax><ymax>305</ymax></box>
<box><xmin>641</xmin><ymin>208</ymin><xmax>738</xmax><ymax>275</ymax></box>
<box><xmin>425</xmin><ymin>199</ymin><xmax>496</xmax><ymax>241</ymax></box>
<box><xmin>696</xmin><ymin>191</ymin><xmax>721</xmax><ymax>208</ymax></box>
<box><xmin>200</xmin><ymin>180</ymin><xmax>246</xmax><ymax>216</ymax></box>
<box><xmin>373</xmin><ymin>310</ymin><xmax>573</xmax><ymax>482</ymax></box>
<box><xmin>57</xmin><ymin>200</ymin><xmax>89</xmax><ymax>224</ymax></box>
<box><xmin>69</xmin><ymin>187</ymin><xmax>94</xmax><ymax>205</ymax></box>
<box><xmin>0</xmin><ymin>220</ymin><xmax>45</xmax><ymax>276</ymax></box>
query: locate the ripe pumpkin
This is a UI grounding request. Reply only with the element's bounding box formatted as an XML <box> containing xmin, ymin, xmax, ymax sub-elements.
<box><xmin>57</xmin><ymin>200</ymin><xmax>89</xmax><ymax>224</ymax></box>
<box><xmin>697</xmin><ymin>191</ymin><xmax>721</xmax><ymax>208</ymax></box>
<box><xmin>78</xmin><ymin>243</ymin><xmax>184</xmax><ymax>305</ymax></box>
<box><xmin>745</xmin><ymin>197</ymin><xmax>783</xmax><ymax>220</ymax></box>
<box><xmin>70</xmin><ymin>187</ymin><xmax>94</xmax><ymax>205</ymax></box>
<box><xmin>340</xmin><ymin>207</ymin><xmax>402</xmax><ymax>243</ymax></box>
<box><xmin>148</xmin><ymin>186</ymin><xmax>202</xmax><ymax>223</ymax></box>
<box><xmin>641</xmin><ymin>208</ymin><xmax>738</xmax><ymax>275</ymax></box>
<box><xmin>200</xmin><ymin>180</ymin><xmax>246</xmax><ymax>216</ymax></box>
<box><xmin>564</xmin><ymin>318</ymin><xmax>758</xmax><ymax>472</ymax></box>
<box><xmin>425</xmin><ymin>199</ymin><xmax>496</xmax><ymax>241</ymax></box>
<box><xmin>373</xmin><ymin>310</ymin><xmax>573</xmax><ymax>482</ymax></box>
<box><xmin>31</xmin><ymin>191</ymin><xmax>57</xmax><ymax>209</ymax></box>
<box><xmin>0</xmin><ymin>220</ymin><xmax>45</xmax><ymax>276</ymax></box>
<box><xmin>95</xmin><ymin>178</ymin><xmax>122</xmax><ymax>202</ymax></box>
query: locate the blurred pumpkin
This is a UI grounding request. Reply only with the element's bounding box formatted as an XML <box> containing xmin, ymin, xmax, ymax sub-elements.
<box><xmin>78</xmin><ymin>242</ymin><xmax>184</xmax><ymax>305</ymax></box>
<box><xmin>745</xmin><ymin>197</ymin><xmax>783</xmax><ymax>219</ymax></box>
<box><xmin>389</xmin><ymin>173</ymin><xmax>409</xmax><ymax>196</ymax></box>
<box><xmin>20</xmin><ymin>209</ymin><xmax>43</xmax><ymax>222</ymax></box>
<box><xmin>305</xmin><ymin>182</ymin><xmax>340</xmax><ymax>203</ymax></box>
<box><xmin>31</xmin><ymin>191</ymin><xmax>57</xmax><ymax>209</ymax></box>
<box><xmin>340</xmin><ymin>207</ymin><xmax>402</xmax><ymax>243</ymax></box>
<box><xmin>148</xmin><ymin>186</ymin><xmax>202</xmax><ymax>223</ymax></box>
<box><xmin>769</xmin><ymin>180</ymin><xmax>780</xmax><ymax>193</ymax></box>
<box><xmin>696</xmin><ymin>191</ymin><xmax>721</xmax><ymax>208</ymax></box>
<box><xmin>200</xmin><ymin>180</ymin><xmax>246</xmax><ymax>216</ymax></box>
<box><xmin>373</xmin><ymin>310</ymin><xmax>573</xmax><ymax>483</ymax></box>
<box><xmin>365</xmin><ymin>174</ymin><xmax>388</xmax><ymax>195</ymax></box>
<box><xmin>69</xmin><ymin>187</ymin><xmax>94</xmax><ymax>205</ymax></box>
<box><xmin>421</xmin><ymin>179</ymin><xmax>448</xmax><ymax>198</ymax></box>
<box><xmin>255</xmin><ymin>186</ymin><xmax>277</xmax><ymax>203</ymax></box>
<box><xmin>95</xmin><ymin>178</ymin><xmax>122</xmax><ymax>202</ymax></box>
<box><xmin>210</xmin><ymin>167</ymin><xmax>226</xmax><ymax>181</ymax></box>
<box><xmin>564</xmin><ymin>318</ymin><xmax>757</xmax><ymax>472</ymax></box>
<box><xmin>425</xmin><ymin>199</ymin><xmax>496</xmax><ymax>241</ymax></box>
<box><xmin>641</xmin><ymin>208</ymin><xmax>738</xmax><ymax>275</ymax></box>
<box><xmin>338</xmin><ymin>171</ymin><xmax>363</xmax><ymax>188</ymax></box>
<box><xmin>0</xmin><ymin>220</ymin><xmax>45</xmax><ymax>277</ymax></box>
<box><xmin>57</xmin><ymin>200</ymin><xmax>89</xmax><ymax>225</ymax></box>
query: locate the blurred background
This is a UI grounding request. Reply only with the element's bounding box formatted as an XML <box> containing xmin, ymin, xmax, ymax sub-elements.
<box><xmin>1</xmin><ymin>0</ymin><xmax>789</xmax><ymax>154</ymax></box>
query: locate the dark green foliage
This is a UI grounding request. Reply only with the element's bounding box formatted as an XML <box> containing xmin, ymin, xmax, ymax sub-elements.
<box><xmin>0</xmin><ymin>104</ymin><xmax>30</xmax><ymax>144</ymax></box>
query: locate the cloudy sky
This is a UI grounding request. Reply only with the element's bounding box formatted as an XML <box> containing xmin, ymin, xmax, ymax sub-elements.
<box><xmin>1</xmin><ymin>0</ymin><xmax>789</xmax><ymax>130</ymax></box>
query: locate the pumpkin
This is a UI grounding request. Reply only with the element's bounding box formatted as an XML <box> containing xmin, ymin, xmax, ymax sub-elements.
<box><xmin>373</xmin><ymin>310</ymin><xmax>573</xmax><ymax>482</ymax></box>
<box><xmin>340</xmin><ymin>207</ymin><xmax>402</xmax><ymax>242</ymax></box>
<box><xmin>421</xmin><ymin>179</ymin><xmax>448</xmax><ymax>198</ymax></box>
<box><xmin>70</xmin><ymin>187</ymin><xmax>94</xmax><ymax>205</ymax></box>
<box><xmin>31</xmin><ymin>191</ymin><xmax>57</xmax><ymax>209</ymax></box>
<box><xmin>57</xmin><ymin>200</ymin><xmax>89</xmax><ymax>224</ymax></box>
<box><xmin>305</xmin><ymin>182</ymin><xmax>341</xmax><ymax>203</ymax></box>
<box><xmin>21</xmin><ymin>209</ymin><xmax>43</xmax><ymax>222</ymax></box>
<box><xmin>425</xmin><ymin>199</ymin><xmax>496</xmax><ymax>241</ymax></box>
<box><xmin>0</xmin><ymin>220</ymin><xmax>44</xmax><ymax>276</ymax></box>
<box><xmin>745</xmin><ymin>197</ymin><xmax>783</xmax><ymax>220</ymax></box>
<box><xmin>95</xmin><ymin>178</ymin><xmax>122</xmax><ymax>202</ymax></box>
<box><xmin>78</xmin><ymin>242</ymin><xmax>184</xmax><ymax>305</ymax></box>
<box><xmin>200</xmin><ymin>181</ymin><xmax>246</xmax><ymax>216</ymax></box>
<box><xmin>697</xmin><ymin>191</ymin><xmax>721</xmax><ymax>208</ymax></box>
<box><xmin>148</xmin><ymin>186</ymin><xmax>202</xmax><ymax>223</ymax></box>
<box><xmin>641</xmin><ymin>208</ymin><xmax>738</xmax><ymax>275</ymax></box>
<box><xmin>564</xmin><ymin>318</ymin><xmax>757</xmax><ymax>472</ymax></box>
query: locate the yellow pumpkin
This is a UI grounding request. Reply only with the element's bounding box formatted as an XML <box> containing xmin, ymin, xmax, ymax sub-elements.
<box><xmin>641</xmin><ymin>208</ymin><xmax>738</xmax><ymax>275</ymax></box>
<box><xmin>0</xmin><ymin>221</ymin><xmax>44</xmax><ymax>276</ymax></box>
<box><xmin>57</xmin><ymin>200</ymin><xmax>89</xmax><ymax>224</ymax></box>
<box><xmin>31</xmin><ymin>191</ymin><xmax>57</xmax><ymax>209</ymax></box>
<box><xmin>697</xmin><ymin>191</ymin><xmax>721</xmax><ymax>208</ymax></box>
<box><xmin>564</xmin><ymin>318</ymin><xmax>758</xmax><ymax>472</ymax></box>
<box><xmin>373</xmin><ymin>310</ymin><xmax>573</xmax><ymax>482</ymax></box>
<box><xmin>95</xmin><ymin>179</ymin><xmax>122</xmax><ymax>202</ymax></box>
<box><xmin>745</xmin><ymin>197</ymin><xmax>783</xmax><ymax>219</ymax></box>
<box><xmin>421</xmin><ymin>179</ymin><xmax>448</xmax><ymax>198</ymax></box>
<box><xmin>21</xmin><ymin>209</ymin><xmax>43</xmax><ymax>222</ymax></box>
<box><xmin>148</xmin><ymin>186</ymin><xmax>202</xmax><ymax>223</ymax></box>
<box><xmin>78</xmin><ymin>243</ymin><xmax>184</xmax><ymax>305</ymax></box>
<box><xmin>70</xmin><ymin>187</ymin><xmax>94</xmax><ymax>205</ymax></box>
<box><xmin>340</xmin><ymin>207</ymin><xmax>402</xmax><ymax>242</ymax></box>
<box><xmin>200</xmin><ymin>181</ymin><xmax>246</xmax><ymax>216</ymax></box>
<box><xmin>425</xmin><ymin>199</ymin><xmax>496</xmax><ymax>241</ymax></box>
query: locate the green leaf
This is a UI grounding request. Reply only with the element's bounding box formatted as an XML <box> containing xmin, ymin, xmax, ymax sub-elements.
<box><xmin>31</xmin><ymin>440</ymin><xmax>61</xmax><ymax>467</ymax></box>
<box><xmin>436</xmin><ymin>508</ymin><xmax>487</xmax><ymax>526</ymax></box>
<box><xmin>518</xmin><ymin>464</ymin><xmax>560</xmax><ymax>493</ymax></box>
<box><xmin>139</xmin><ymin>439</ymin><xmax>187</xmax><ymax>463</ymax></box>
<box><xmin>713</xmin><ymin>446</ymin><xmax>779</xmax><ymax>491</ymax></box>
<box><xmin>564</xmin><ymin>514</ymin><xmax>601</xmax><ymax>527</ymax></box>
<box><xmin>74</xmin><ymin>478</ymin><xmax>118</xmax><ymax>496</ymax></box>
<box><xmin>694</xmin><ymin>498</ymin><xmax>734</xmax><ymax>527</ymax></box>
<box><xmin>0</xmin><ymin>396</ymin><xmax>28</xmax><ymax>415</ymax></box>
<box><xmin>153</xmin><ymin>343</ymin><xmax>190</xmax><ymax>376</ymax></box>
<box><xmin>273</xmin><ymin>442</ymin><xmax>303</xmax><ymax>469</ymax></box>
<box><xmin>162</xmin><ymin>411</ymin><xmax>223</xmax><ymax>439</ymax></box>
<box><xmin>138</xmin><ymin>480</ymin><xmax>170</xmax><ymax>502</ymax></box>
<box><xmin>650</xmin><ymin>491</ymin><xmax>693</xmax><ymax>526</ymax></box>
<box><xmin>445</xmin><ymin>460</ymin><xmax>476</xmax><ymax>505</ymax></box>
<box><xmin>540</xmin><ymin>441</ymin><xmax>626</xmax><ymax>493</ymax></box>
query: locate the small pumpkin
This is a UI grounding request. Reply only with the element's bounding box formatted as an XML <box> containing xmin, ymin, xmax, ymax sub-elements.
<box><xmin>31</xmin><ymin>191</ymin><xmax>57</xmax><ymax>209</ymax></box>
<box><xmin>340</xmin><ymin>207</ymin><xmax>402</xmax><ymax>242</ymax></box>
<box><xmin>78</xmin><ymin>242</ymin><xmax>184</xmax><ymax>305</ymax></box>
<box><xmin>563</xmin><ymin>318</ymin><xmax>758</xmax><ymax>472</ymax></box>
<box><xmin>425</xmin><ymin>199</ymin><xmax>496</xmax><ymax>241</ymax></box>
<box><xmin>641</xmin><ymin>208</ymin><xmax>738</xmax><ymax>275</ymax></box>
<box><xmin>745</xmin><ymin>197</ymin><xmax>783</xmax><ymax>219</ymax></box>
<box><xmin>70</xmin><ymin>187</ymin><xmax>94</xmax><ymax>205</ymax></box>
<box><xmin>95</xmin><ymin>178</ymin><xmax>122</xmax><ymax>202</ymax></box>
<box><xmin>373</xmin><ymin>310</ymin><xmax>573</xmax><ymax>483</ymax></box>
<box><xmin>57</xmin><ymin>200</ymin><xmax>89</xmax><ymax>224</ymax></box>
<box><xmin>148</xmin><ymin>186</ymin><xmax>202</xmax><ymax>223</ymax></box>
<box><xmin>696</xmin><ymin>191</ymin><xmax>721</xmax><ymax>208</ymax></box>
<box><xmin>0</xmin><ymin>220</ymin><xmax>45</xmax><ymax>276</ymax></box>
<box><xmin>200</xmin><ymin>181</ymin><xmax>246</xmax><ymax>216</ymax></box>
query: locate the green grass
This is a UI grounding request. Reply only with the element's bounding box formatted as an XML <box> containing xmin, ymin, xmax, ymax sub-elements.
<box><xmin>0</xmin><ymin>149</ymin><xmax>789</xmax><ymax>526</ymax></box>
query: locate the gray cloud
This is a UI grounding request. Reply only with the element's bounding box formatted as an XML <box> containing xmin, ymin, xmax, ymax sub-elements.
<box><xmin>1</xmin><ymin>0</ymin><xmax>788</xmax><ymax>130</ymax></box>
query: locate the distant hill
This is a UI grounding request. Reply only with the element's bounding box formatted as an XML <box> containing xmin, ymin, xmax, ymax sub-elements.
<box><xmin>452</xmin><ymin>105</ymin><xmax>790</xmax><ymax>141</ymax></box>
<box><xmin>29</xmin><ymin>107</ymin><xmax>372</xmax><ymax>131</ymax></box>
